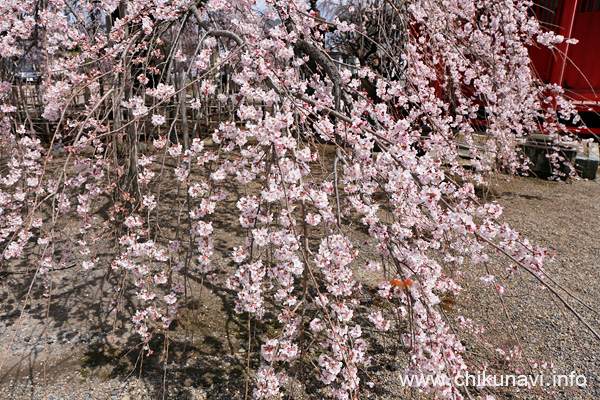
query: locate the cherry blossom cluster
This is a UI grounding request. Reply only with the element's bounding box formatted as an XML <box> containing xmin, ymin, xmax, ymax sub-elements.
<box><xmin>0</xmin><ymin>0</ymin><xmax>582</xmax><ymax>397</ymax></box>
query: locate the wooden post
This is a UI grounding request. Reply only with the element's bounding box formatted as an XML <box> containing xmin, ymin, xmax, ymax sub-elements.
<box><xmin>548</xmin><ymin>0</ymin><xmax>580</xmax><ymax>87</ymax></box>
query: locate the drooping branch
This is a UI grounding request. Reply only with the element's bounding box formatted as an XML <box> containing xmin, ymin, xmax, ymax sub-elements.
<box><xmin>190</xmin><ymin>4</ymin><xmax>246</xmax><ymax>47</ymax></box>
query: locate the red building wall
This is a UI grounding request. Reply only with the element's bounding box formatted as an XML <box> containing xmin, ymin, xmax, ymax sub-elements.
<box><xmin>564</xmin><ymin>0</ymin><xmax>600</xmax><ymax>101</ymax></box>
<box><xmin>531</xmin><ymin>0</ymin><xmax>600</xmax><ymax>103</ymax></box>
<box><xmin>530</xmin><ymin>0</ymin><xmax>600</xmax><ymax>135</ymax></box>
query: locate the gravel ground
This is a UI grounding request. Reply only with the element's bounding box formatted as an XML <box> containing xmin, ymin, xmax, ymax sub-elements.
<box><xmin>456</xmin><ymin>175</ymin><xmax>600</xmax><ymax>400</ymax></box>
<box><xmin>1</xmin><ymin>174</ymin><xmax>599</xmax><ymax>399</ymax></box>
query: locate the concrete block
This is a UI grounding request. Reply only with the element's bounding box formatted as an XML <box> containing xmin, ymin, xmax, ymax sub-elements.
<box><xmin>575</xmin><ymin>142</ymin><xmax>599</xmax><ymax>180</ymax></box>
<box><xmin>521</xmin><ymin>139</ymin><xmax>577</xmax><ymax>179</ymax></box>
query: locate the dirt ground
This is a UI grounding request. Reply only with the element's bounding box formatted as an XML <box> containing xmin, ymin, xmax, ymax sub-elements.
<box><xmin>0</xmin><ymin>161</ymin><xmax>599</xmax><ymax>399</ymax></box>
